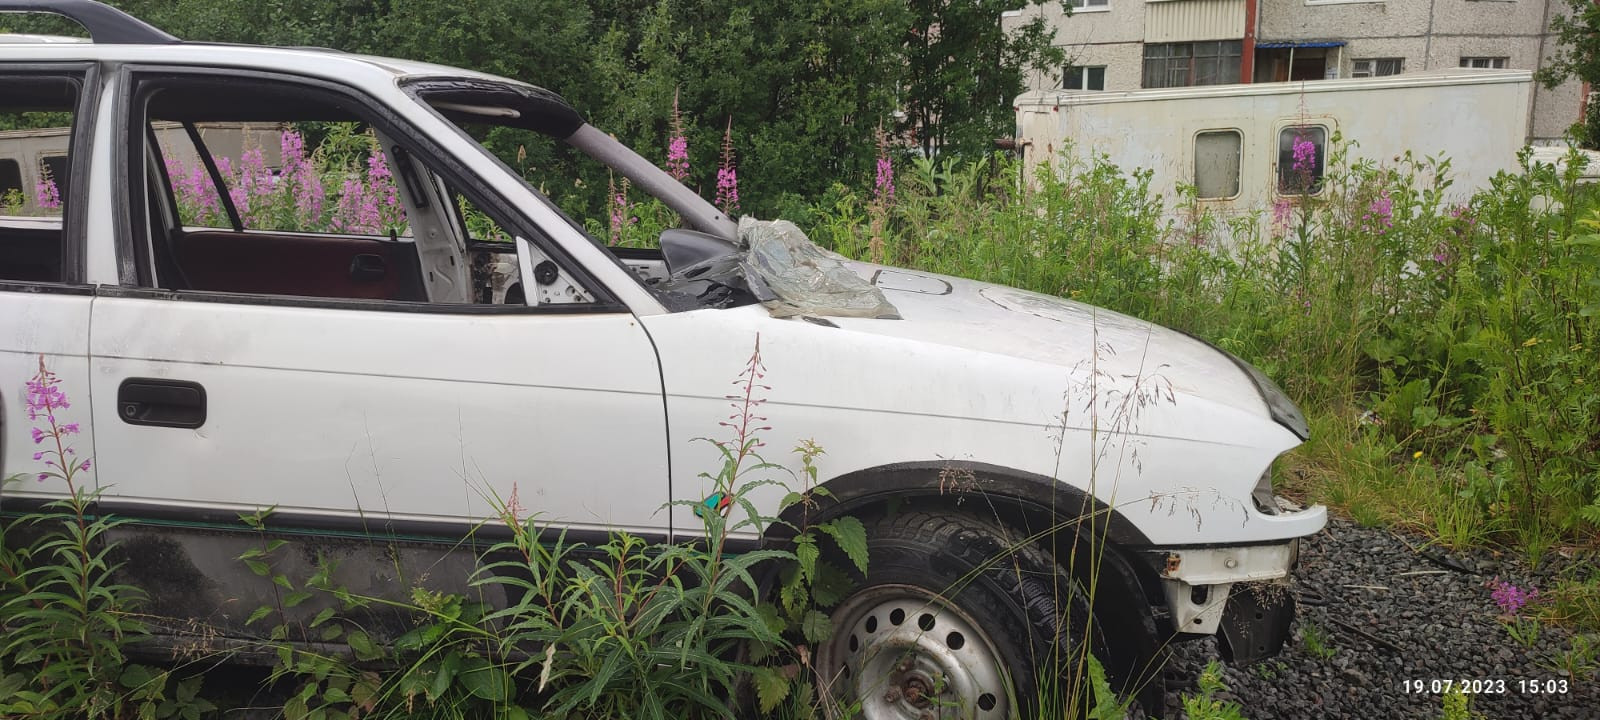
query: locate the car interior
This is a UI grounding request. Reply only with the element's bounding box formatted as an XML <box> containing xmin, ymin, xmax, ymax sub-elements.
<box><xmin>124</xmin><ymin>75</ymin><xmax>614</xmax><ymax>308</ymax></box>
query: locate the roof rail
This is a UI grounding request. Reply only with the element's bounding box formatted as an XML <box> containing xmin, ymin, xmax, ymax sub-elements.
<box><xmin>0</xmin><ymin>0</ymin><xmax>177</xmax><ymax>44</ymax></box>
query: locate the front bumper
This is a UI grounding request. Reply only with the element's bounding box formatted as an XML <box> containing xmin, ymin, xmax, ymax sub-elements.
<box><xmin>1148</xmin><ymin>540</ymin><xmax>1301</xmax><ymax>663</ymax></box>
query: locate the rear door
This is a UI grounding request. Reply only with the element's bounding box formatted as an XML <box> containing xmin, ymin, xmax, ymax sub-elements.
<box><xmin>0</xmin><ymin>65</ymin><xmax>98</xmax><ymax>502</ymax></box>
<box><xmin>86</xmin><ymin>68</ymin><xmax>669</xmax><ymax>539</ymax></box>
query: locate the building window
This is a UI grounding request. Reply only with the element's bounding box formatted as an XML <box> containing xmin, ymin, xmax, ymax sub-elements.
<box><xmin>1068</xmin><ymin>0</ymin><xmax>1109</xmax><ymax>9</ymax></box>
<box><xmin>1351</xmin><ymin>58</ymin><xmax>1404</xmax><ymax>78</ymax></box>
<box><xmin>1143</xmin><ymin>41</ymin><xmax>1242</xmax><ymax>89</ymax></box>
<box><xmin>1460</xmin><ymin>57</ymin><xmax>1509</xmax><ymax>69</ymax></box>
<box><xmin>1195</xmin><ymin>130</ymin><xmax>1242</xmax><ymax>200</ymax></box>
<box><xmin>1278</xmin><ymin>126</ymin><xmax>1326</xmax><ymax>195</ymax></box>
<box><xmin>1064</xmin><ymin>65</ymin><xmax>1106</xmax><ymax>91</ymax></box>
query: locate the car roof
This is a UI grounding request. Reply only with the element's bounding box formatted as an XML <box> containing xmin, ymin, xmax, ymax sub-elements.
<box><xmin>0</xmin><ymin>38</ymin><xmax>521</xmax><ymax>85</ymax></box>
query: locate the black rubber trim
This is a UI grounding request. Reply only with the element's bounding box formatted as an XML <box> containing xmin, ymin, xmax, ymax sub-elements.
<box><xmin>62</xmin><ymin>64</ymin><xmax>97</xmax><ymax>284</ymax></box>
<box><xmin>0</xmin><ymin>1</ymin><xmax>179</xmax><ymax>44</ymax></box>
<box><xmin>110</xmin><ymin>64</ymin><xmax>148</xmax><ymax>286</ymax></box>
<box><xmin>113</xmin><ymin>65</ymin><xmax>622</xmax><ymax>308</ymax></box>
<box><xmin>403</xmin><ymin>77</ymin><xmax>583</xmax><ymax>140</ymax></box>
<box><xmin>0</xmin><ymin>495</ymin><xmax>669</xmax><ymax>547</ymax></box>
<box><xmin>0</xmin><ymin>279</ymin><xmax>95</xmax><ymax>295</ymax></box>
<box><xmin>93</xmin><ymin>284</ymin><xmax>628</xmax><ymax>315</ymax></box>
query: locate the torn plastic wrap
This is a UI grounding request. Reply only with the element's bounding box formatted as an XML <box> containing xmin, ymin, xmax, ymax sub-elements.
<box><xmin>654</xmin><ymin>217</ymin><xmax>900</xmax><ymax>319</ymax></box>
<box><xmin>739</xmin><ymin>217</ymin><xmax>900</xmax><ymax>319</ymax></box>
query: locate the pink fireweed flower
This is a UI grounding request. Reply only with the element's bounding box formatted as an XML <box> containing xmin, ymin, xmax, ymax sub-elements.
<box><xmin>364</xmin><ymin>150</ymin><xmax>406</xmax><ymax>232</ymax></box>
<box><xmin>609</xmin><ymin>189</ymin><xmax>636</xmax><ymax>245</ymax></box>
<box><xmin>715</xmin><ymin>119</ymin><xmax>739</xmax><ymax>214</ymax></box>
<box><xmin>667</xmin><ymin>88</ymin><xmax>690</xmax><ymax>181</ymax></box>
<box><xmin>281</xmin><ymin>129</ymin><xmax>305</xmax><ymax>166</ymax></box>
<box><xmin>875</xmin><ymin>156</ymin><xmax>895</xmax><ymax>205</ymax></box>
<box><xmin>715</xmin><ymin>166</ymin><xmax>739</xmax><ymax>214</ymax></box>
<box><xmin>1489</xmin><ymin>578</ymin><xmax>1538</xmax><ymax>617</ymax></box>
<box><xmin>1359</xmin><ymin>190</ymin><xmax>1394</xmax><ymax>233</ymax></box>
<box><xmin>280</xmin><ymin>130</ymin><xmax>326</xmax><ymax>224</ymax></box>
<box><xmin>873</xmin><ymin>126</ymin><xmax>895</xmax><ymax>205</ymax></box>
<box><xmin>35</xmin><ymin>176</ymin><xmax>61</xmax><ymax>211</ymax></box>
<box><xmin>25</xmin><ymin>369</ymin><xmax>69</xmax><ymax>421</ymax></box>
<box><xmin>1369</xmin><ymin>190</ymin><xmax>1393</xmax><ymax>225</ymax></box>
<box><xmin>667</xmin><ymin>135</ymin><xmax>690</xmax><ymax>182</ymax></box>
<box><xmin>1291</xmin><ymin>137</ymin><xmax>1317</xmax><ymax>173</ymax></box>
<box><xmin>1270</xmin><ymin>198</ymin><xmax>1294</xmax><ymax>237</ymax></box>
<box><xmin>25</xmin><ymin>356</ymin><xmax>93</xmax><ymax>488</ymax></box>
<box><xmin>333</xmin><ymin>175</ymin><xmax>381</xmax><ymax>234</ymax></box>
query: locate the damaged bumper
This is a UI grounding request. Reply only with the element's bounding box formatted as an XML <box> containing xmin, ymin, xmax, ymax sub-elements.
<box><xmin>1151</xmin><ymin>540</ymin><xmax>1300</xmax><ymax>664</ymax></box>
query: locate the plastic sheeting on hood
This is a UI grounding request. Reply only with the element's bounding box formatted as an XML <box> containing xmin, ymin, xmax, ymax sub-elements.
<box><xmin>739</xmin><ymin>217</ymin><xmax>899</xmax><ymax>319</ymax></box>
<box><xmin>655</xmin><ymin>217</ymin><xmax>900</xmax><ymax>319</ymax></box>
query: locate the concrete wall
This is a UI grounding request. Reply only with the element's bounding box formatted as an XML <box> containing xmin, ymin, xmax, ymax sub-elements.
<box><xmin>1004</xmin><ymin>3</ymin><xmax>1145</xmax><ymax>91</ymax></box>
<box><xmin>1011</xmin><ymin>0</ymin><xmax>1585</xmax><ymax>143</ymax></box>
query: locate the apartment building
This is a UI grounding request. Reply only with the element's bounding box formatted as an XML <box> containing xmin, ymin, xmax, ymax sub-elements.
<box><xmin>1002</xmin><ymin>0</ymin><xmax>1583</xmax><ymax>143</ymax></box>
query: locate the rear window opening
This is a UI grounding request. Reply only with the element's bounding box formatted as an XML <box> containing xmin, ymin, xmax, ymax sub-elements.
<box><xmin>0</xmin><ymin>74</ymin><xmax>79</xmax><ymax>284</ymax></box>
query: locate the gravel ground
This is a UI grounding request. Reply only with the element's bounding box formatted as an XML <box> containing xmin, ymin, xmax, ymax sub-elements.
<box><xmin>1162</xmin><ymin>518</ymin><xmax>1598</xmax><ymax>719</ymax></box>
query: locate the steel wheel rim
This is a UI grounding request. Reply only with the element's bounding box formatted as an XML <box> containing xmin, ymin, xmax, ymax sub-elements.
<box><xmin>819</xmin><ymin>584</ymin><xmax>1010</xmax><ymax>720</ymax></box>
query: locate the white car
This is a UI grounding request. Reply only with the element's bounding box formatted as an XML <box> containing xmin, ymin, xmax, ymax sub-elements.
<box><xmin>0</xmin><ymin>1</ymin><xmax>1326</xmax><ymax>716</ymax></box>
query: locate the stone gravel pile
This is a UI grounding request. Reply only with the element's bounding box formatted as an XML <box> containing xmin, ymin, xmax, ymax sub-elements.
<box><xmin>1163</xmin><ymin>518</ymin><xmax>1597</xmax><ymax>719</ymax></box>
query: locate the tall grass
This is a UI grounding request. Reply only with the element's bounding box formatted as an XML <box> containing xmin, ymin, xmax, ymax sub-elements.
<box><xmin>805</xmin><ymin>142</ymin><xmax>1600</xmax><ymax>556</ymax></box>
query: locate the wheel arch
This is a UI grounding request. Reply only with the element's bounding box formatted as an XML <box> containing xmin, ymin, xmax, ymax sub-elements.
<box><xmin>765</xmin><ymin>460</ymin><xmax>1174</xmax><ymax>705</ymax></box>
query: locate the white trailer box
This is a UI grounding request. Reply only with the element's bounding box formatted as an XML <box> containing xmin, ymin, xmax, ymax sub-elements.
<box><xmin>1016</xmin><ymin>69</ymin><xmax>1534</xmax><ymax>229</ymax></box>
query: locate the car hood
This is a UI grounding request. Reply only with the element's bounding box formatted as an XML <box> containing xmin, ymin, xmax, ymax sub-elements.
<box><xmin>828</xmin><ymin>264</ymin><xmax>1286</xmax><ymax>430</ymax></box>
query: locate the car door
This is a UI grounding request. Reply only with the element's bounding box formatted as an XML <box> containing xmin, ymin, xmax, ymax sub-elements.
<box><xmin>0</xmin><ymin>65</ymin><xmax>99</xmax><ymax>504</ymax></box>
<box><xmin>85</xmin><ymin>68</ymin><xmax>670</xmax><ymax>540</ymax></box>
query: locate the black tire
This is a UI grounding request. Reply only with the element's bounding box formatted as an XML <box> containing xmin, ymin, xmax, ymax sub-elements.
<box><xmin>816</xmin><ymin>510</ymin><xmax>1110</xmax><ymax>720</ymax></box>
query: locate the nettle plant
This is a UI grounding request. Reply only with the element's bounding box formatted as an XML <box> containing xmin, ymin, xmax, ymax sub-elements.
<box><xmin>0</xmin><ymin>358</ymin><xmax>213</xmax><ymax>720</ymax></box>
<box><xmin>230</xmin><ymin>336</ymin><xmax>865</xmax><ymax>720</ymax></box>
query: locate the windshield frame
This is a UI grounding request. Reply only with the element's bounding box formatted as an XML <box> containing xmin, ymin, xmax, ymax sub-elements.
<box><xmin>400</xmin><ymin>76</ymin><xmax>738</xmax><ymax>243</ymax></box>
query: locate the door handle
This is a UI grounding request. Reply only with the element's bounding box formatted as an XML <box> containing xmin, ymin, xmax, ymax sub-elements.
<box><xmin>118</xmin><ymin>378</ymin><xmax>207</xmax><ymax>429</ymax></box>
<box><xmin>349</xmin><ymin>254</ymin><xmax>387</xmax><ymax>282</ymax></box>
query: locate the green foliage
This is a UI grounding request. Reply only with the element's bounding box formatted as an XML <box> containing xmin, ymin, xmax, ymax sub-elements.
<box><xmin>1081</xmin><ymin>653</ymin><xmax>1133</xmax><ymax>720</ymax></box>
<box><xmin>1181</xmin><ymin>661</ymin><xmax>1249</xmax><ymax>720</ymax></box>
<box><xmin>902</xmin><ymin>0</ymin><xmax>1064</xmax><ymax>159</ymax></box>
<box><xmin>89</xmin><ymin>0</ymin><xmax>1054</xmax><ymax>216</ymax></box>
<box><xmin>0</xmin><ymin>485</ymin><xmax>154</xmax><ymax>718</ymax></box>
<box><xmin>1438</xmin><ymin>685</ymin><xmax>1486</xmax><ymax>720</ymax></box>
<box><xmin>0</xmin><ymin>360</ymin><xmax>215</xmax><ymax>720</ymax></box>
<box><xmin>1300</xmin><ymin>621</ymin><xmax>1337</xmax><ymax>661</ymax></box>
<box><xmin>808</xmin><ymin>142</ymin><xmax>1600</xmax><ymax>555</ymax></box>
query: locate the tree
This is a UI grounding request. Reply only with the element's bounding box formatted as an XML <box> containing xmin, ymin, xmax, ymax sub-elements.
<box><xmin>1536</xmin><ymin>0</ymin><xmax>1600</xmax><ymax>147</ymax></box>
<box><xmin>901</xmin><ymin>0</ymin><xmax>1062</xmax><ymax>160</ymax></box>
<box><xmin>16</xmin><ymin>1</ymin><xmax>1058</xmax><ymax>212</ymax></box>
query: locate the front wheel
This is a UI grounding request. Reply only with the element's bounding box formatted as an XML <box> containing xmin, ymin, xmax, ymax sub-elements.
<box><xmin>815</xmin><ymin>510</ymin><xmax>1108</xmax><ymax>720</ymax></box>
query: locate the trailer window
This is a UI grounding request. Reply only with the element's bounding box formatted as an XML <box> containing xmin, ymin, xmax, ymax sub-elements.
<box><xmin>1277</xmin><ymin>126</ymin><xmax>1325</xmax><ymax>195</ymax></box>
<box><xmin>1195</xmin><ymin>130</ymin><xmax>1242</xmax><ymax>199</ymax></box>
<box><xmin>0</xmin><ymin>159</ymin><xmax>21</xmax><ymax>204</ymax></box>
